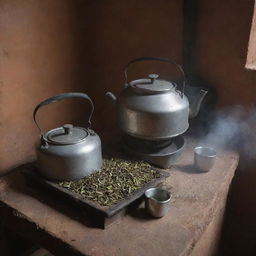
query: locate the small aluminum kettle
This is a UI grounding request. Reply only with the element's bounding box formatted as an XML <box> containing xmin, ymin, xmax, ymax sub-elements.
<box><xmin>33</xmin><ymin>92</ymin><xmax>102</xmax><ymax>181</ymax></box>
<box><xmin>106</xmin><ymin>57</ymin><xmax>207</xmax><ymax>140</ymax></box>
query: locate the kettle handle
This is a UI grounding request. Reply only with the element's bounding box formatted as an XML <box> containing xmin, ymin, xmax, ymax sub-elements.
<box><xmin>124</xmin><ymin>57</ymin><xmax>186</xmax><ymax>96</ymax></box>
<box><xmin>33</xmin><ymin>92</ymin><xmax>94</xmax><ymax>136</ymax></box>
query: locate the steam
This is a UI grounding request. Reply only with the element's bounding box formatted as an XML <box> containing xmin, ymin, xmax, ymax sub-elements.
<box><xmin>198</xmin><ymin>106</ymin><xmax>256</xmax><ymax>160</ymax></box>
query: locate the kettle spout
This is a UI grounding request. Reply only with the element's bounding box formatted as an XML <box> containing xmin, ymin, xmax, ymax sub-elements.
<box><xmin>189</xmin><ymin>89</ymin><xmax>208</xmax><ymax>118</ymax></box>
<box><xmin>106</xmin><ymin>92</ymin><xmax>117</xmax><ymax>105</ymax></box>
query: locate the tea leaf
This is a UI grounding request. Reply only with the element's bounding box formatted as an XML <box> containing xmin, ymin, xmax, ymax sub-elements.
<box><xmin>59</xmin><ymin>158</ymin><xmax>160</xmax><ymax>207</ymax></box>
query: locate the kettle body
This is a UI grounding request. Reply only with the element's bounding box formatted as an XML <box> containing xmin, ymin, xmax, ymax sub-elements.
<box><xmin>117</xmin><ymin>84</ymin><xmax>189</xmax><ymax>140</ymax></box>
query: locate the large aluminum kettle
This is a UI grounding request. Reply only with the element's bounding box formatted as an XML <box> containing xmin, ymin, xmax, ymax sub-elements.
<box><xmin>33</xmin><ymin>92</ymin><xmax>102</xmax><ymax>181</ymax></box>
<box><xmin>106</xmin><ymin>57</ymin><xmax>208</xmax><ymax>140</ymax></box>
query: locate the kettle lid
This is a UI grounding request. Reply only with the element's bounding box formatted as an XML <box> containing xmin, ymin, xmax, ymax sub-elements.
<box><xmin>130</xmin><ymin>74</ymin><xmax>174</xmax><ymax>94</ymax></box>
<box><xmin>45</xmin><ymin>124</ymin><xmax>88</xmax><ymax>145</ymax></box>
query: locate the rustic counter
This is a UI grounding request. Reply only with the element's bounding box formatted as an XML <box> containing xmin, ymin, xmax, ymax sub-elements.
<box><xmin>0</xmin><ymin>138</ymin><xmax>239</xmax><ymax>256</ymax></box>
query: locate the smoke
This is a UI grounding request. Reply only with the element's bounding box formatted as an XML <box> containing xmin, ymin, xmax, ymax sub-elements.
<box><xmin>198</xmin><ymin>106</ymin><xmax>256</xmax><ymax>161</ymax></box>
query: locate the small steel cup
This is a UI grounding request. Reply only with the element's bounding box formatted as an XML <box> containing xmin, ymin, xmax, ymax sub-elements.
<box><xmin>145</xmin><ymin>188</ymin><xmax>171</xmax><ymax>218</ymax></box>
<box><xmin>194</xmin><ymin>146</ymin><xmax>217</xmax><ymax>172</ymax></box>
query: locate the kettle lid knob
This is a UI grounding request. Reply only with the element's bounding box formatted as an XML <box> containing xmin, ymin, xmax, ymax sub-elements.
<box><xmin>148</xmin><ymin>74</ymin><xmax>159</xmax><ymax>83</ymax></box>
<box><xmin>63</xmin><ymin>124</ymin><xmax>73</xmax><ymax>134</ymax></box>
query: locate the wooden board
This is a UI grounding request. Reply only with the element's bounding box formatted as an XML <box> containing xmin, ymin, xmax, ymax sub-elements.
<box><xmin>22</xmin><ymin>167</ymin><xmax>169</xmax><ymax>229</ymax></box>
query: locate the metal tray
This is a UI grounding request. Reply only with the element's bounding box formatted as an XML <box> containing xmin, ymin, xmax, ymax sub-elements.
<box><xmin>124</xmin><ymin>135</ymin><xmax>185</xmax><ymax>168</ymax></box>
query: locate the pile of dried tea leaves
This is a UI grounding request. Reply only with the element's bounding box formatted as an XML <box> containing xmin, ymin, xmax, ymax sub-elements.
<box><xmin>59</xmin><ymin>158</ymin><xmax>160</xmax><ymax>207</ymax></box>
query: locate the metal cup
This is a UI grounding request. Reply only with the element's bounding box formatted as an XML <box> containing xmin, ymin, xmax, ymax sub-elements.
<box><xmin>194</xmin><ymin>146</ymin><xmax>217</xmax><ymax>172</ymax></box>
<box><xmin>145</xmin><ymin>188</ymin><xmax>171</xmax><ymax>218</ymax></box>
